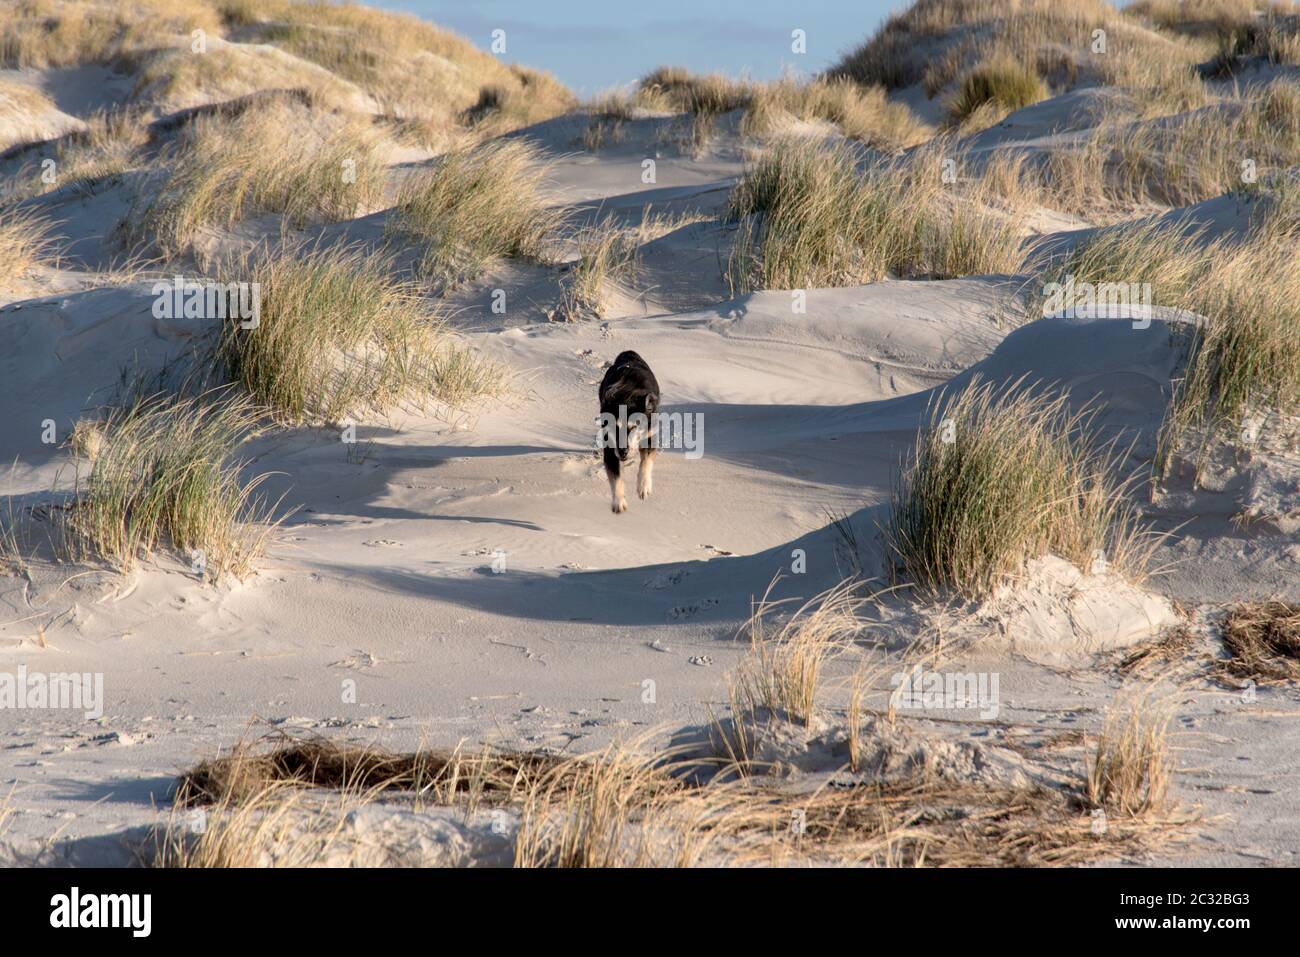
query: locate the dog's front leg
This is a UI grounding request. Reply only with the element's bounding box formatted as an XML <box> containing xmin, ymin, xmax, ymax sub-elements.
<box><xmin>638</xmin><ymin>446</ymin><xmax>656</xmax><ymax>499</ymax></box>
<box><xmin>605</xmin><ymin>450</ymin><xmax>628</xmax><ymax>513</ymax></box>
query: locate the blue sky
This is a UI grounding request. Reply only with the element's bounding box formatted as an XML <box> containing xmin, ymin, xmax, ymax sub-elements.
<box><xmin>377</xmin><ymin>0</ymin><xmax>909</xmax><ymax>97</ymax></box>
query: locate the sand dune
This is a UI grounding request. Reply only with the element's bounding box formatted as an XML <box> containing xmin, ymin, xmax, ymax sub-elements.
<box><xmin>2</xmin><ymin>0</ymin><xmax>1300</xmax><ymax>869</ymax></box>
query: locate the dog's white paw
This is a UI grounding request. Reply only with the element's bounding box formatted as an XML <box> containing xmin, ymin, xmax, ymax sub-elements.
<box><xmin>637</xmin><ymin>475</ymin><xmax>652</xmax><ymax>499</ymax></box>
<box><xmin>612</xmin><ymin>498</ymin><xmax>628</xmax><ymax>514</ymax></box>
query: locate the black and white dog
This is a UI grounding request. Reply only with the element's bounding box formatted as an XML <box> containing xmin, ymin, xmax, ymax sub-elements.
<box><xmin>598</xmin><ymin>350</ymin><xmax>660</xmax><ymax>514</ymax></box>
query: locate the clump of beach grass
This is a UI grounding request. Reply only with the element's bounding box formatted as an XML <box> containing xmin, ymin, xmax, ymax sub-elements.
<box><xmin>580</xmin><ymin>90</ymin><xmax>642</xmax><ymax>151</ymax></box>
<box><xmin>54</xmin><ymin>390</ymin><xmax>277</xmax><ymax>580</ymax></box>
<box><xmin>727</xmin><ymin>580</ymin><xmax>868</xmax><ymax>735</ymax></box>
<box><xmin>121</xmin><ymin>100</ymin><xmax>383</xmax><ymax>258</ymax></box>
<box><xmin>948</xmin><ymin>55</ymin><xmax>1048</xmax><ymax>126</ymax></box>
<box><xmin>0</xmin><ymin>206</ymin><xmax>56</xmax><ymax>283</ymax></box>
<box><xmin>1035</xmin><ymin>217</ymin><xmax>1218</xmax><ymax>314</ymax></box>
<box><xmin>215</xmin><ymin>243</ymin><xmax>500</xmax><ymax>424</ymax></box>
<box><xmin>637</xmin><ymin>66</ymin><xmax>753</xmax><ymax>115</ymax></box>
<box><xmin>386</xmin><ymin>139</ymin><xmax>561</xmax><ymax>289</ymax></box>
<box><xmin>1032</xmin><ymin>80</ymin><xmax>1300</xmax><ymax>217</ymax></box>
<box><xmin>741</xmin><ymin>75</ymin><xmax>933</xmax><ymax>150</ymax></box>
<box><xmin>636</xmin><ymin>67</ymin><xmax>932</xmax><ymax>151</ymax></box>
<box><xmin>724</xmin><ymin>137</ymin><xmax>1025</xmax><ymax>293</ymax></box>
<box><xmin>0</xmin><ymin>0</ymin><xmax>220</xmax><ymax>70</ymax></box>
<box><xmin>1086</xmin><ymin>687</ymin><xmax>1174</xmax><ymax>817</ymax></box>
<box><xmin>831</xmin><ymin>0</ymin><xmax>1204</xmax><ymax>104</ymax></box>
<box><xmin>883</xmin><ymin>378</ymin><xmax>1156</xmax><ymax>600</ymax></box>
<box><xmin>552</xmin><ymin>217</ymin><xmax>640</xmax><ymax>321</ymax></box>
<box><xmin>1156</xmin><ymin>230</ymin><xmax>1300</xmax><ymax>482</ymax></box>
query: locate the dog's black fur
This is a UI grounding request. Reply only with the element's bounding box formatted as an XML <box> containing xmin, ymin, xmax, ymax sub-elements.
<box><xmin>598</xmin><ymin>350</ymin><xmax>660</xmax><ymax>513</ymax></box>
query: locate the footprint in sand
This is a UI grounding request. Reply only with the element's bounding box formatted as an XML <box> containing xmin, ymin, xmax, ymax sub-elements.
<box><xmin>668</xmin><ymin>598</ymin><xmax>719</xmax><ymax>621</ymax></box>
<box><xmin>699</xmin><ymin>544</ymin><xmax>736</xmax><ymax>557</ymax></box>
<box><xmin>644</xmin><ymin>569</ymin><xmax>688</xmax><ymax>590</ymax></box>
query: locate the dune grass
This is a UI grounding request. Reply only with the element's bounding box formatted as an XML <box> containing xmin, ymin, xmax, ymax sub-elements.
<box><xmin>883</xmin><ymin>378</ymin><xmax>1155</xmax><ymax>600</ymax></box>
<box><xmin>1087</xmin><ymin>688</ymin><xmax>1173</xmax><ymax>817</ymax></box>
<box><xmin>552</xmin><ymin>217</ymin><xmax>641</xmax><ymax>322</ymax></box>
<box><xmin>635</xmin><ymin>68</ymin><xmax>931</xmax><ymax>151</ymax></box>
<box><xmin>637</xmin><ymin>66</ymin><xmax>753</xmax><ymax>114</ymax></box>
<box><xmin>215</xmin><ymin>243</ymin><xmax>498</xmax><ymax>424</ymax></box>
<box><xmin>1029</xmin><ymin>80</ymin><xmax>1300</xmax><ymax>218</ymax></box>
<box><xmin>829</xmin><ymin>0</ymin><xmax>1205</xmax><ymax>102</ymax></box>
<box><xmin>0</xmin><ymin>206</ymin><xmax>56</xmax><ymax>283</ymax></box>
<box><xmin>948</xmin><ymin>54</ymin><xmax>1048</xmax><ymax>126</ymax></box>
<box><xmin>1157</xmin><ymin>230</ymin><xmax>1300</xmax><ymax>481</ymax></box>
<box><xmin>129</xmin><ymin>41</ymin><xmax>366</xmax><ymax>112</ymax></box>
<box><xmin>54</xmin><ymin>390</ymin><xmax>276</xmax><ymax>580</ymax></box>
<box><xmin>581</xmin><ymin>92</ymin><xmax>636</xmax><ymax>151</ymax></box>
<box><xmin>729</xmin><ymin>580</ymin><xmax>867</xmax><ymax>734</ymax></box>
<box><xmin>1036</xmin><ymin>191</ymin><xmax>1300</xmax><ymax>482</ymax></box>
<box><xmin>122</xmin><ymin>100</ymin><xmax>383</xmax><ymax>258</ymax></box>
<box><xmin>0</xmin><ymin>76</ymin><xmax>62</xmax><ymax>151</ymax></box>
<box><xmin>0</xmin><ymin>0</ymin><xmax>221</xmax><ymax>69</ymax></box>
<box><xmin>7</xmin><ymin>106</ymin><xmax>149</xmax><ymax>200</ymax></box>
<box><xmin>724</xmin><ymin>137</ymin><xmax>1025</xmax><ymax>293</ymax></box>
<box><xmin>221</xmin><ymin>0</ymin><xmax>572</xmax><ymax>131</ymax></box>
<box><xmin>386</xmin><ymin>139</ymin><xmax>560</xmax><ymax>289</ymax></box>
<box><xmin>1036</xmin><ymin>218</ymin><xmax>1218</xmax><ymax>313</ymax></box>
<box><xmin>743</xmin><ymin>76</ymin><xmax>933</xmax><ymax>150</ymax></box>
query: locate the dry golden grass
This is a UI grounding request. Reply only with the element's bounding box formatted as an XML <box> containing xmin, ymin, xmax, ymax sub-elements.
<box><xmin>129</xmin><ymin>40</ymin><xmax>367</xmax><ymax>112</ymax></box>
<box><xmin>742</xmin><ymin>76</ymin><xmax>933</xmax><ymax>150</ymax></box>
<box><xmin>1127</xmin><ymin>0</ymin><xmax>1297</xmax><ymax>39</ymax></box>
<box><xmin>387</xmin><ymin>139</ymin><xmax>561</xmax><ymax>289</ymax></box>
<box><xmin>947</xmin><ymin>53</ymin><xmax>1048</xmax><ymax>126</ymax></box>
<box><xmin>724</xmin><ymin>137</ymin><xmax>1027</xmax><ymax>293</ymax></box>
<box><xmin>1119</xmin><ymin>626</ymin><xmax>1199</xmax><ymax>675</ymax></box>
<box><xmin>121</xmin><ymin>99</ymin><xmax>383</xmax><ymax>258</ymax></box>
<box><xmin>1154</xmin><ymin>218</ymin><xmax>1300</xmax><ymax>481</ymax></box>
<box><xmin>830</xmin><ymin>0</ymin><xmax>1205</xmax><ymax>109</ymax></box>
<box><xmin>0</xmin><ymin>787</ymin><xmax>14</xmax><ymax>838</ymax></box>
<box><xmin>174</xmin><ymin>733</ymin><xmax>561</xmax><ymax>807</ymax></box>
<box><xmin>551</xmin><ymin>217</ymin><xmax>640</xmax><ymax>322</ymax></box>
<box><xmin>635</xmin><ymin>68</ymin><xmax>932</xmax><ymax>151</ymax></box>
<box><xmin>1028</xmin><ymin>80</ymin><xmax>1300</xmax><ymax>219</ymax></box>
<box><xmin>1217</xmin><ymin>602</ymin><xmax>1300</xmax><ymax>683</ymax></box>
<box><xmin>0</xmin><ymin>206</ymin><xmax>57</xmax><ymax>283</ymax></box>
<box><xmin>215</xmin><ymin>242</ymin><xmax>500</xmax><ymax>424</ymax></box>
<box><xmin>884</xmin><ymin>377</ymin><xmax>1158</xmax><ymax>600</ymax></box>
<box><xmin>222</xmin><ymin>0</ymin><xmax>572</xmax><ymax>130</ymax></box>
<box><xmin>7</xmin><ymin>107</ymin><xmax>149</xmax><ymax>200</ymax></box>
<box><xmin>1037</xmin><ymin>217</ymin><xmax>1218</xmax><ymax>312</ymax></box>
<box><xmin>164</xmin><ymin>718</ymin><xmax>1192</xmax><ymax>867</ymax></box>
<box><xmin>0</xmin><ymin>0</ymin><xmax>571</xmax><ymax>142</ymax></box>
<box><xmin>0</xmin><ymin>0</ymin><xmax>220</xmax><ymax>70</ymax></box>
<box><xmin>637</xmin><ymin>66</ymin><xmax>753</xmax><ymax>114</ymax></box>
<box><xmin>1037</xmin><ymin>185</ymin><xmax>1300</xmax><ymax>481</ymax></box>
<box><xmin>1086</xmin><ymin>687</ymin><xmax>1174</xmax><ymax>817</ymax></box>
<box><xmin>0</xmin><ymin>76</ymin><xmax>62</xmax><ymax>152</ymax></box>
<box><xmin>727</xmin><ymin>580</ymin><xmax>868</xmax><ymax>733</ymax></box>
<box><xmin>50</xmin><ymin>390</ymin><xmax>278</xmax><ymax>580</ymax></box>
